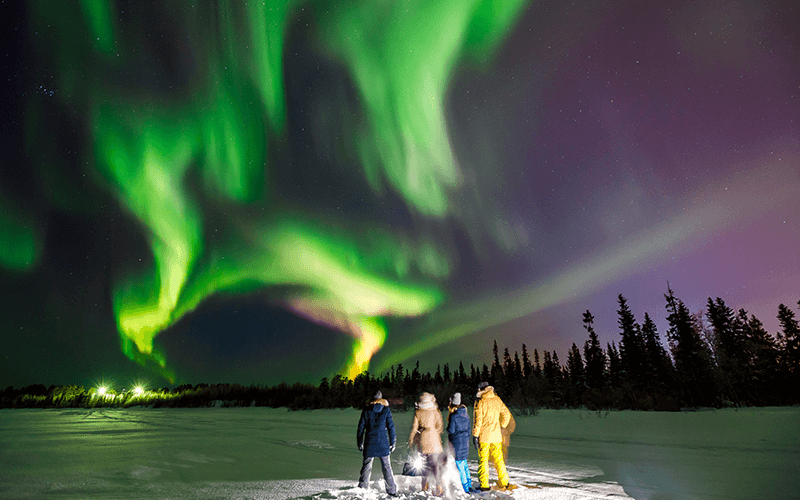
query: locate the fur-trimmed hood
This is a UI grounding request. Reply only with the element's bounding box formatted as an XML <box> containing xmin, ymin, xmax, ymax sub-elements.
<box><xmin>416</xmin><ymin>392</ymin><xmax>437</xmax><ymax>410</ymax></box>
<box><xmin>476</xmin><ymin>385</ymin><xmax>496</xmax><ymax>399</ymax></box>
<box><xmin>448</xmin><ymin>403</ymin><xmax>467</xmax><ymax>413</ymax></box>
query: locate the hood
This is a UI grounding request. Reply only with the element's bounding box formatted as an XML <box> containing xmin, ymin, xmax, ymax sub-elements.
<box><xmin>417</xmin><ymin>401</ymin><xmax>437</xmax><ymax>410</ymax></box>
<box><xmin>369</xmin><ymin>399</ymin><xmax>389</xmax><ymax>411</ymax></box>
<box><xmin>476</xmin><ymin>386</ymin><xmax>496</xmax><ymax>399</ymax></box>
<box><xmin>449</xmin><ymin>404</ymin><xmax>467</xmax><ymax>415</ymax></box>
<box><xmin>417</xmin><ymin>392</ymin><xmax>437</xmax><ymax>410</ymax></box>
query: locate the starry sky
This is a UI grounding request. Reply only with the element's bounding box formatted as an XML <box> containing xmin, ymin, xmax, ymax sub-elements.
<box><xmin>1</xmin><ymin>0</ymin><xmax>798</xmax><ymax>390</ymax></box>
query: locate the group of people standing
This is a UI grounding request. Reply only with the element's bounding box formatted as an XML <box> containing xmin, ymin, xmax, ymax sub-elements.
<box><xmin>356</xmin><ymin>382</ymin><xmax>515</xmax><ymax>496</ymax></box>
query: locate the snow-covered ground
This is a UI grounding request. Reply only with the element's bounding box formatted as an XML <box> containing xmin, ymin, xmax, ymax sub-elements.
<box><xmin>0</xmin><ymin>406</ymin><xmax>797</xmax><ymax>499</ymax></box>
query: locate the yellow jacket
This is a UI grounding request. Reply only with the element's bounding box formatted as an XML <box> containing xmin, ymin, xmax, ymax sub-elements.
<box><xmin>472</xmin><ymin>386</ymin><xmax>512</xmax><ymax>443</ymax></box>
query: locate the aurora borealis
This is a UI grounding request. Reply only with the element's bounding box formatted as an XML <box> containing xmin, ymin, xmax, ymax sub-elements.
<box><xmin>1</xmin><ymin>0</ymin><xmax>798</xmax><ymax>388</ymax></box>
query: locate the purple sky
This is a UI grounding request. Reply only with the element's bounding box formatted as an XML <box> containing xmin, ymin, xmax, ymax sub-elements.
<box><xmin>372</xmin><ymin>0</ymin><xmax>799</xmax><ymax>374</ymax></box>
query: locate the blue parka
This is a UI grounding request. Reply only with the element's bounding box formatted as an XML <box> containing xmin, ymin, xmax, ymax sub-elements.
<box><xmin>447</xmin><ymin>404</ymin><xmax>470</xmax><ymax>461</ymax></box>
<box><xmin>357</xmin><ymin>399</ymin><xmax>396</xmax><ymax>457</ymax></box>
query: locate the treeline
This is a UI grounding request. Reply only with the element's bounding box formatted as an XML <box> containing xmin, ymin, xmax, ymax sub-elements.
<box><xmin>0</xmin><ymin>382</ymin><xmax>329</xmax><ymax>410</ymax></box>
<box><xmin>3</xmin><ymin>289</ymin><xmax>799</xmax><ymax>411</ymax></box>
<box><xmin>485</xmin><ymin>289</ymin><xmax>800</xmax><ymax>410</ymax></box>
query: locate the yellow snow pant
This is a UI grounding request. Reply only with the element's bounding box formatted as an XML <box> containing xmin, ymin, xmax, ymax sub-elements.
<box><xmin>478</xmin><ymin>442</ymin><xmax>509</xmax><ymax>488</ymax></box>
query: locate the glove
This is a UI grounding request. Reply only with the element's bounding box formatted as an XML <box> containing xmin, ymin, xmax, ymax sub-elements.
<box><xmin>390</xmin><ymin>443</ymin><xmax>396</xmax><ymax>453</ymax></box>
<box><xmin>472</xmin><ymin>436</ymin><xmax>480</xmax><ymax>451</ymax></box>
<box><xmin>358</xmin><ymin>442</ymin><xmax>364</xmax><ymax>452</ymax></box>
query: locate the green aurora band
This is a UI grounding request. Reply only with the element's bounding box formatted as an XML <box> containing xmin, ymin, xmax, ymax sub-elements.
<box><xmin>23</xmin><ymin>0</ymin><xmax>527</xmax><ymax>381</ymax></box>
<box><xmin>0</xmin><ymin>193</ymin><xmax>39</xmax><ymax>271</ymax></box>
<box><xmin>317</xmin><ymin>0</ymin><xmax>528</xmax><ymax>216</ymax></box>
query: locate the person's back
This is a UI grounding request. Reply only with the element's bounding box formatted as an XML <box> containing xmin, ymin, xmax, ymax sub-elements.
<box><xmin>359</xmin><ymin>400</ymin><xmax>394</xmax><ymax>457</ymax></box>
<box><xmin>447</xmin><ymin>392</ymin><xmax>472</xmax><ymax>493</ymax></box>
<box><xmin>447</xmin><ymin>404</ymin><xmax>470</xmax><ymax>460</ymax></box>
<box><xmin>408</xmin><ymin>392</ymin><xmax>444</xmax><ymax>494</ymax></box>
<box><xmin>357</xmin><ymin>391</ymin><xmax>397</xmax><ymax>495</ymax></box>
<box><xmin>409</xmin><ymin>393</ymin><xmax>443</xmax><ymax>454</ymax></box>
<box><xmin>473</xmin><ymin>386</ymin><xmax>511</xmax><ymax>444</ymax></box>
<box><xmin>472</xmin><ymin>382</ymin><xmax>512</xmax><ymax>491</ymax></box>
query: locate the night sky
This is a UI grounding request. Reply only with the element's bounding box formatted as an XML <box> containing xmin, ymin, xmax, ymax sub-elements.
<box><xmin>2</xmin><ymin>0</ymin><xmax>798</xmax><ymax>390</ymax></box>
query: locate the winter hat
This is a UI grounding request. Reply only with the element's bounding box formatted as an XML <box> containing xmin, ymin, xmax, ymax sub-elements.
<box><xmin>373</xmin><ymin>390</ymin><xmax>383</xmax><ymax>400</ymax></box>
<box><xmin>419</xmin><ymin>392</ymin><xmax>435</xmax><ymax>403</ymax></box>
<box><xmin>450</xmin><ymin>392</ymin><xmax>461</xmax><ymax>406</ymax></box>
<box><xmin>477</xmin><ymin>381</ymin><xmax>490</xmax><ymax>391</ymax></box>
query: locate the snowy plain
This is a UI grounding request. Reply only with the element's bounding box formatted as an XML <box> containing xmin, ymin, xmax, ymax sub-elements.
<box><xmin>0</xmin><ymin>406</ymin><xmax>798</xmax><ymax>500</ymax></box>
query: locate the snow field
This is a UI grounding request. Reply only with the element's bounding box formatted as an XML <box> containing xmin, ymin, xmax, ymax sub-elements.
<box><xmin>0</xmin><ymin>406</ymin><xmax>797</xmax><ymax>499</ymax></box>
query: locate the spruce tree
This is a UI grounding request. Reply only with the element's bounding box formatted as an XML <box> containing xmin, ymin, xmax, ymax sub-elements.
<box><xmin>481</xmin><ymin>364</ymin><xmax>490</xmax><ymax>383</ymax></box>
<box><xmin>777</xmin><ymin>303</ymin><xmax>800</xmax><ymax>370</ymax></box>
<box><xmin>739</xmin><ymin>309</ymin><xmax>780</xmax><ymax>404</ymax></box>
<box><xmin>394</xmin><ymin>364</ymin><xmax>404</xmax><ymax>388</ymax></box>
<box><xmin>664</xmin><ymin>286</ymin><xmax>716</xmax><ymax>407</ymax></box>
<box><xmin>777</xmin><ymin>302</ymin><xmax>800</xmax><ymax>402</ymax></box>
<box><xmin>503</xmin><ymin>347</ymin><xmax>514</xmax><ymax>376</ymax></box>
<box><xmin>706</xmin><ymin>297</ymin><xmax>748</xmax><ymax>405</ymax></box>
<box><xmin>543</xmin><ymin>350</ymin><xmax>563</xmax><ymax>406</ymax></box>
<box><xmin>607</xmin><ymin>341</ymin><xmax>622</xmax><ymax>389</ymax></box>
<box><xmin>566</xmin><ymin>343</ymin><xmax>586</xmax><ymax>401</ymax></box>
<box><xmin>502</xmin><ymin>347</ymin><xmax>515</xmax><ymax>394</ymax></box>
<box><xmin>408</xmin><ymin>361</ymin><xmax>421</xmax><ymax>397</ymax></box>
<box><xmin>617</xmin><ymin>294</ymin><xmax>647</xmax><ymax>383</ymax></box>
<box><xmin>521</xmin><ymin>344</ymin><xmax>533</xmax><ymax>379</ymax></box>
<box><xmin>492</xmin><ymin>340</ymin><xmax>503</xmax><ymax>380</ymax></box>
<box><xmin>582</xmin><ymin>310</ymin><xmax>606</xmax><ymax>390</ymax></box>
<box><xmin>641</xmin><ymin>312</ymin><xmax>674</xmax><ymax>396</ymax></box>
<box><xmin>543</xmin><ymin>351</ymin><xmax>553</xmax><ymax>378</ymax></box>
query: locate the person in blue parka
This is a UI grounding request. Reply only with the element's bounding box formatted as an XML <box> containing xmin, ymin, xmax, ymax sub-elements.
<box><xmin>357</xmin><ymin>390</ymin><xmax>398</xmax><ymax>495</ymax></box>
<box><xmin>447</xmin><ymin>392</ymin><xmax>473</xmax><ymax>493</ymax></box>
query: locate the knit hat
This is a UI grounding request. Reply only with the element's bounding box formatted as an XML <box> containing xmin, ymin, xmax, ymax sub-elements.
<box><xmin>373</xmin><ymin>390</ymin><xmax>383</xmax><ymax>400</ymax></box>
<box><xmin>477</xmin><ymin>381</ymin><xmax>490</xmax><ymax>391</ymax></box>
<box><xmin>450</xmin><ymin>392</ymin><xmax>461</xmax><ymax>405</ymax></box>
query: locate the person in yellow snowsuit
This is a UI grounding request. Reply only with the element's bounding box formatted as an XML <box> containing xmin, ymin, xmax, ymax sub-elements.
<box><xmin>472</xmin><ymin>382</ymin><xmax>512</xmax><ymax>491</ymax></box>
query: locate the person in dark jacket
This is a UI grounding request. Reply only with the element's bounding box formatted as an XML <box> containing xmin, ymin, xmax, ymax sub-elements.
<box><xmin>357</xmin><ymin>390</ymin><xmax>398</xmax><ymax>495</ymax></box>
<box><xmin>447</xmin><ymin>392</ymin><xmax>472</xmax><ymax>493</ymax></box>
